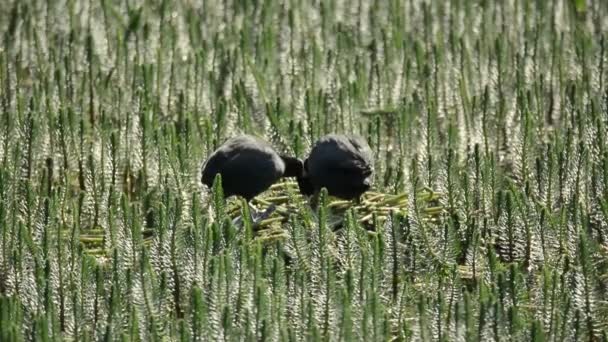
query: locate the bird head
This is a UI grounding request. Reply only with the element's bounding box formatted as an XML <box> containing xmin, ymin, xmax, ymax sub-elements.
<box><xmin>296</xmin><ymin>158</ymin><xmax>315</xmax><ymax>196</ymax></box>
<box><xmin>280</xmin><ymin>155</ymin><xmax>304</xmax><ymax>178</ymax></box>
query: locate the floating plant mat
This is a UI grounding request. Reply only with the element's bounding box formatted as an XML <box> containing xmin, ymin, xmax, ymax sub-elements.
<box><xmin>226</xmin><ymin>181</ymin><xmax>445</xmax><ymax>235</ymax></box>
<box><xmin>78</xmin><ymin>181</ymin><xmax>445</xmax><ymax>255</ymax></box>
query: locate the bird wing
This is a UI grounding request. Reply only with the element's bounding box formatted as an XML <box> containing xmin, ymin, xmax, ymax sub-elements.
<box><xmin>325</xmin><ymin>137</ymin><xmax>373</xmax><ymax>173</ymax></box>
<box><xmin>347</xmin><ymin>135</ymin><xmax>374</xmax><ymax>166</ymax></box>
<box><xmin>217</xmin><ymin>150</ymin><xmax>283</xmax><ymax>199</ymax></box>
<box><xmin>331</xmin><ymin>157</ymin><xmax>372</xmax><ymax>175</ymax></box>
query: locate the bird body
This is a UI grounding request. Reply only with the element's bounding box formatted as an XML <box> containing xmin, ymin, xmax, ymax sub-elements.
<box><xmin>299</xmin><ymin>134</ymin><xmax>374</xmax><ymax>200</ymax></box>
<box><xmin>201</xmin><ymin>135</ymin><xmax>302</xmax><ymax>201</ymax></box>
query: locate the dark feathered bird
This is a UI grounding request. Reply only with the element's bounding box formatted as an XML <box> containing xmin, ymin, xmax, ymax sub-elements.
<box><xmin>201</xmin><ymin>134</ymin><xmax>303</xmax><ymax>221</ymax></box>
<box><xmin>297</xmin><ymin>134</ymin><xmax>374</xmax><ymax>205</ymax></box>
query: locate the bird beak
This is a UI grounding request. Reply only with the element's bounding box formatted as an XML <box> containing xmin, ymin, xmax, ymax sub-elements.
<box><xmin>363</xmin><ymin>176</ymin><xmax>372</xmax><ymax>186</ymax></box>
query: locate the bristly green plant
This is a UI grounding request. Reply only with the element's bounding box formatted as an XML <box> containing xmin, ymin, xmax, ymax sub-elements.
<box><xmin>1</xmin><ymin>0</ymin><xmax>608</xmax><ymax>340</ymax></box>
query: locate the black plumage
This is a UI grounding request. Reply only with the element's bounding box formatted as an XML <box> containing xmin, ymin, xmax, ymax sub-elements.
<box><xmin>298</xmin><ymin>134</ymin><xmax>374</xmax><ymax>201</ymax></box>
<box><xmin>201</xmin><ymin>135</ymin><xmax>303</xmax><ymax>201</ymax></box>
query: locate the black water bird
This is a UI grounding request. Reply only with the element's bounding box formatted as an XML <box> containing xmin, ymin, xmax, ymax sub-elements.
<box><xmin>201</xmin><ymin>134</ymin><xmax>303</xmax><ymax>222</ymax></box>
<box><xmin>298</xmin><ymin>134</ymin><xmax>374</xmax><ymax>206</ymax></box>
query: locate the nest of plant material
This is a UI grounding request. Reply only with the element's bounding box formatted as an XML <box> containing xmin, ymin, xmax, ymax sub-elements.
<box><xmin>222</xmin><ymin>180</ymin><xmax>445</xmax><ymax>243</ymax></box>
<box><xmin>80</xmin><ymin>180</ymin><xmax>445</xmax><ymax>255</ymax></box>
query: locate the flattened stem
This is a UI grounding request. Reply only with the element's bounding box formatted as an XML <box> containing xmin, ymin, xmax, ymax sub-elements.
<box><xmin>253</xmin><ymin>203</ymin><xmax>277</xmax><ymax>225</ymax></box>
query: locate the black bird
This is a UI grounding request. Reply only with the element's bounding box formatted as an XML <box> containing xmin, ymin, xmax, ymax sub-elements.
<box><xmin>298</xmin><ymin>134</ymin><xmax>374</xmax><ymax>206</ymax></box>
<box><xmin>201</xmin><ymin>134</ymin><xmax>303</xmax><ymax>222</ymax></box>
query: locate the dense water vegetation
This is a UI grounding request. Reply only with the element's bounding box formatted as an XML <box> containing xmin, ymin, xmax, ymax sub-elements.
<box><xmin>1</xmin><ymin>0</ymin><xmax>607</xmax><ymax>340</ymax></box>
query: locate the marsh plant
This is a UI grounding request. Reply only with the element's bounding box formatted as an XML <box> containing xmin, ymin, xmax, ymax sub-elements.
<box><xmin>1</xmin><ymin>0</ymin><xmax>608</xmax><ymax>340</ymax></box>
